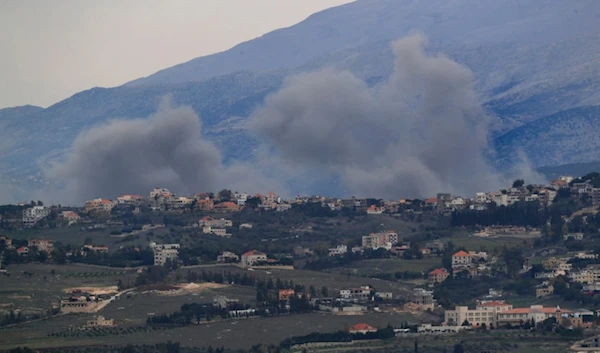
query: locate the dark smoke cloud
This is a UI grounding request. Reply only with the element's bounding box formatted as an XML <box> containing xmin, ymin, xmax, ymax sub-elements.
<box><xmin>249</xmin><ymin>32</ymin><xmax>537</xmax><ymax>198</ymax></box>
<box><xmin>46</xmin><ymin>99</ymin><xmax>286</xmax><ymax>203</ymax></box>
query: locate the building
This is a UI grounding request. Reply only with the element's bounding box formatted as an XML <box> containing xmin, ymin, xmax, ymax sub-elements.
<box><xmin>349</xmin><ymin>323</ymin><xmax>378</xmax><ymax>334</ymax></box>
<box><xmin>86</xmin><ymin>316</ymin><xmax>114</xmax><ymax>327</ymax></box>
<box><xmin>411</xmin><ymin>288</ymin><xmax>436</xmax><ymax>310</ymax></box>
<box><xmin>241</xmin><ymin>250</ymin><xmax>267</xmax><ymax>267</ymax></box>
<box><xmin>536</xmin><ymin>285</ymin><xmax>554</xmax><ymax>298</ymax></box>
<box><xmin>217</xmin><ymin>251</ymin><xmax>239</xmax><ymax>263</ymax></box>
<box><xmin>16</xmin><ymin>246</ymin><xmax>29</xmax><ymax>255</ymax></box>
<box><xmin>328</xmin><ymin>245</ymin><xmax>348</xmax><ymax>256</ymax></box>
<box><xmin>195</xmin><ymin>199</ymin><xmax>214</xmax><ymax>211</ymax></box>
<box><xmin>23</xmin><ymin>206</ymin><xmax>51</xmax><ymax>226</ymax></box>
<box><xmin>84</xmin><ymin>198</ymin><xmax>114</xmax><ymax>213</ymax></box>
<box><xmin>570</xmin><ymin>267</ymin><xmax>600</xmax><ymax>284</ymax></box>
<box><xmin>592</xmin><ymin>188</ymin><xmax>600</xmax><ymax>206</ymax></box>
<box><xmin>437</xmin><ymin>193</ymin><xmax>452</xmax><ymax>212</ymax></box>
<box><xmin>452</xmin><ymin>250</ymin><xmax>471</xmax><ymax>269</ymax></box>
<box><xmin>202</xmin><ymin>226</ymin><xmax>231</xmax><ymax>238</ymax></box>
<box><xmin>150</xmin><ymin>242</ymin><xmax>180</xmax><ymax>266</ymax></box>
<box><xmin>28</xmin><ymin>239</ymin><xmax>53</xmax><ymax>253</ymax></box>
<box><xmin>279</xmin><ymin>289</ymin><xmax>295</xmax><ymax>301</ymax></box>
<box><xmin>166</xmin><ymin>197</ymin><xmax>193</xmax><ymax>209</ymax></box>
<box><xmin>444</xmin><ymin>301</ymin><xmax>513</xmax><ymax>327</ymax></box>
<box><xmin>428</xmin><ymin>268</ymin><xmax>449</xmax><ymax>285</ymax></box>
<box><xmin>239</xmin><ymin>223</ymin><xmax>253</xmax><ymax>229</ymax></box>
<box><xmin>117</xmin><ymin>194</ymin><xmax>145</xmax><ymax>205</ymax></box>
<box><xmin>340</xmin><ymin>286</ymin><xmax>372</xmax><ymax>301</ymax></box>
<box><xmin>83</xmin><ymin>245</ymin><xmax>109</xmax><ymax>254</ymax></box>
<box><xmin>564</xmin><ymin>232</ymin><xmax>584</xmax><ymax>241</ymax></box>
<box><xmin>199</xmin><ymin>217</ymin><xmax>232</xmax><ymax>228</ymax></box>
<box><xmin>361</xmin><ymin>231</ymin><xmax>398</xmax><ymax>250</ymax></box>
<box><xmin>60</xmin><ymin>211</ymin><xmax>81</xmax><ymax>225</ymax></box>
<box><xmin>150</xmin><ymin>188</ymin><xmax>174</xmax><ymax>199</ymax></box>
<box><xmin>213</xmin><ymin>202</ymin><xmax>240</xmax><ymax>213</ymax></box>
<box><xmin>366</xmin><ymin>205</ymin><xmax>384</xmax><ymax>215</ymax></box>
<box><xmin>496</xmin><ymin>305</ymin><xmax>574</xmax><ymax>327</ymax></box>
<box><xmin>425</xmin><ymin>240</ymin><xmax>445</xmax><ymax>253</ymax></box>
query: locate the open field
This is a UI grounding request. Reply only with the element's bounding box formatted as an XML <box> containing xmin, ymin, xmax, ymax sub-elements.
<box><xmin>324</xmin><ymin>258</ymin><xmax>442</xmax><ymax>277</ymax></box>
<box><xmin>0</xmin><ymin>311</ymin><xmax>420</xmax><ymax>350</ymax></box>
<box><xmin>441</xmin><ymin>234</ymin><xmax>528</xmax><ymax>253</ymax></box>
<box><xmin>0</xmin><ymin>263</ymin><xmax>137</xmax><ymax>316</ymax></box>
<box><xmin>179</xmin><ymin>266</ymin><xmax>415</xmax><ymax>297</ymax></box>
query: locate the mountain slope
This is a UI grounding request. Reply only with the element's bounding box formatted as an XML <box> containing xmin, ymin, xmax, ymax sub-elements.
<box><xmin>128</xmin><ymin>0</ymin><xmax>599</xmax><ymax>87</ymax></box>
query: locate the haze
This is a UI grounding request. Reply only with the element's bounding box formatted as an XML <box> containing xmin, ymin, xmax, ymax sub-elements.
<box><xmin>0</xmin><ymin>0</ymin><xmax>352</xmax><ymax>109</ymax></box>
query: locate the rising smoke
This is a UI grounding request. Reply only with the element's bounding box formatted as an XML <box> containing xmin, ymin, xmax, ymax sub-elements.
<box><xmin>249</xmin><ymin>32</ymin><xmax>536</xmax><ymax>198</ymax></box>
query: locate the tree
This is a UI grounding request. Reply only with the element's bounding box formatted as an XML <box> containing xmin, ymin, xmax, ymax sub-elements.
<box><xmin>121</xmin><ymin>345</ymin><xmax>137</xmax><ymax>353</ymax></box>
<box><xmin>321</xmin><ymin>286</ymin><xmax>329</xmax><ymax>297</ymax></box>
<box><xmin>414</xmin><ymin>340</ymin><xmax>419</xmax><ymax>353</ymax></box>
<box><xmin>461</xmin><ymin>319</ymin><xmax>470</xmax><ymax>326</ymax></box>
<box><xmin>453</xmin><ymin>344</ymin><xmax>464</xmax><ymax>353</ymax></box>
<box><xmin>217</xmin><ymin>189</ymin><xmax>234</xmax><ymax>202</ymax></box>
<box><xmin>512</xmin><ymin>179</ymin><xmax>525</xmax><ymax>188</ymax></box>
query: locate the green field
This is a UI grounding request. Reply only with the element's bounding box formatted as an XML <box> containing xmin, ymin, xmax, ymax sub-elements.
<box><xmin>324</xmin><ymin>257</ymin><xmax>442</xmax><ymax>277</ymax></box>
<box><xmin>441</xmin><ymin>234</ymin><xmax>528</xmax><ymax>253</ymax></box>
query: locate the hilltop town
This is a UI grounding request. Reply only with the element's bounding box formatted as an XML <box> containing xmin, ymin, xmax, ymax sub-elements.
<box><xmin>2</xmin><ymin>172</ymin><xmax>600</xmax><ymax>352</ymax></box>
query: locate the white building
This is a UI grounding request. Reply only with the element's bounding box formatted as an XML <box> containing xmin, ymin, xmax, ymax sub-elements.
<box><xmin>117</xmin><ymin>194</ymin><xmax>145</xmax><ymax>205</ymax></box>
<box><xmin>23</xmin><ymin>206</ymin><xmax>51</xmax><ymax>227</ymax></box>
<box><xmin>150</xmin><ymin>242</ymin><xmax>180</xmax><ymax>266</ymax></box>
<box><xmin>235</xmin><ymin>193</ymin><xmax>248</xmax><ymax>206</ymax></box>
<box><xmin>444</xmin><ymin>301</ymin><xmax>513</xmax><ymax>327</ymax></box>
<box><xmin>241</xmin><ymin>250</ymin><xmax>267</xmax><ymax>267</ymax></box>
<box><xmin>202</xmin><ymin>226</ymin><xmax>231</xmax><ymax>238</ymax></box>
<box><xmin>217</xmin><ymin>251</ymin><xmax>239</xmax><ymax>263</ymax></box>
<box><xmin>199</xmin><ymin>217</ymin><xmax>232</xmax><ymax>228</ymax></box>
<box><xmin>328</xmin><ymin>245</ymin><xmax>348</xmax><ymax>256</ymax></box>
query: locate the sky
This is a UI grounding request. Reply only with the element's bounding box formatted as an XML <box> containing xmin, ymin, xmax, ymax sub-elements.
<box><xmin>0</xmin><ymin>0</ymin><xmax>353</xmax><ymax>109</ymax></box>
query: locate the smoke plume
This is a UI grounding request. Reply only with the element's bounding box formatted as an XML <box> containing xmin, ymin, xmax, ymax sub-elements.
<box><xmin>249</xmin><ymin>32</ymin><xmax>529</xmax><ymax>198</ymax></box>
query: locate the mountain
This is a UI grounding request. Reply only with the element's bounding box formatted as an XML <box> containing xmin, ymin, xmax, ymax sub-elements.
<box><xmin>1</xmin><ymin>0</ymin><xmax>600</xmax><ymax>201</ymax></box>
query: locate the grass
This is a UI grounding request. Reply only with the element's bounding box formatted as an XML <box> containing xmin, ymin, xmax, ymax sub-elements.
<box><xmin>442</xmin><ymin>234</ymin><xmax>528</xmax><ymax>253</ymax></box>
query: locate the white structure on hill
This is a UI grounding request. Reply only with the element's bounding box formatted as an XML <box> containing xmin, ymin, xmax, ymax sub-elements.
<box><xmin>150</xmin><ymin>242</ymin><xmax>180</xmax><ymax>266</ymax></box>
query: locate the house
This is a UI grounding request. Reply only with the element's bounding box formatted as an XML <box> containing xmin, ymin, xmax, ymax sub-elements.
<box><xmin>86</xmin><ymin>316</ymin><xmax>114</xmax><ymax>327</ymax></box>
<box><xmin>149</xmin><ymin>188</ymin><xmax>174</xmax><ymax>199</ymax></box>
<box><xmin>202</xmin><ymin>226</ymin><xmax>231</xmax><ymax>238</ymax></box>
<box><xmin>340</xmin><ymin>286</ymin><xmax>372</xmax><ymax>301</ymax></box>
<box><xmin>452</xmin><ymin>250</ymin><xmax>471</xmax><ymax>269</ymax></box>
<box><xmin>195</xmin><ymin>199</ymin><xmax>214</xmax><ymax>211</ymax></box>
<box><xmin>199</xmin><ymin>216</ymin><xmax>232</xmax><ymax>228</ymax></box>
<box><xmin>150</xmin><ymin>242</ymin><xmax>180</xmax><ymax>266</ymax></box>
<box><xmin>570</xmin><ymin>267</ymin><xmax>600</xmax><ymax>284</ymax></box>
<box><xmin>279</xmin><ymin>289</ymin><xmax>295</xmax><ymax>301</ymax></box>
<box><xmin>241</xmin><ymin>250</ymin><xmax>267</xmax><ymax>267</ymax></box>
<box><xmin>425</xmin><ymin>198</ymin><xmax>438</xmax><ymax>207</ymax></box>
<box><xmin>83</xmin><ymin>245</ymin><xmax>109</xmax><ymax>254</ymax></box>
<box><xmin>28</xmin><ymin>239</ymin><xmax>53</xmax><ymax>253</ymax></box>
<box><xmin>536</xmin><ymin>285</ymin><xmax>554</xmax><ymax>298</ymax></box>
<box><xmin>496</xmin><ymin>305</ymin><xmax>578</xmax><ymax>327</ymax></box>
<box><xmin>564</xmin><ymin>232</ymin><xmax>584</xmax><ymax>241</ymax></box>
<box><xmin>60</xmin><ymin>211</ymin><xmax>81</xmax><ymax>224</ymax></box>
<box><xmin>425</xmin><ymin>240</ymin><xmax>445</xmax><ymax>253</ymax></box>
<box><xmin>444</xmin><ymin>301</ymin><xmax>513</xmax><ymax>327</ymax></box>
<box><xmin>366</xmin><ymin>205</ymin><xmax>384</xmax><ymax>215</ymax></box>
<box><xmin>84</xmin><ymin>198</ymin><xmax>114</xmax><ymax>213</ymax></box>
<box><xmin>428</xmin><ymin>268</ymin><xmax>449</xmax><ymax>285</ymax></box>
<box><xmin>411</xmin><ymin>288</ymin><xmax>436</xmax><ymax>310</ymax></box>
<box><xmin>349</xmin><ymin>323</ymin><xmax>378</xmax><ymax>334</ymax></box>
<box><xmin>16</xmin><ymin>246</ymin><xmax>29</xmax><ymax>255</ymax></box>
<box><xmin>116</xmin><ymin>194</ymin><xmax>145</xmax><ymax>205</ymax></box>
<box><xmin>167</xmin><ymin>197</ymin><xmax>193</xmax><ymax>209</ymax></box>
<box><xmin>217</xmin><ymin>251</ymin><xmax>239</xmax><ymax>263</ymax></box>
<box><xmin>239</xmin><ymin>223</ymin><xmax>253</xmax><ymax>229</ymax></box>
<box><xmin>361</xmin><ymin>231</ymin><xmax>398</xmax><ymax>250</ymax></box>
<box><xmin>276</xmin><ymin>203</ymin><xmax>292</xmax><ymax>212</ymax></box>
<box><xmin>328</xmin><ymin>245</ymin><xmax>348</xmax><ymax>256</ymax></box>
<box><xmin>23</xmin><ymin>206</ymin><xmax>51</xmax><ymax>226</ymax></box>
<box><xmin>213</xmin><ymin>202</ymin><xmax>240</xmax><ymax>213</ymax></box>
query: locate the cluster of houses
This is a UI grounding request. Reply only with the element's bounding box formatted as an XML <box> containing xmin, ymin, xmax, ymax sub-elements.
<box><xmin>428</xmin><ymin>250</ymin><xmax>494</xmax><ymax>286</ymax></box>
<box><xmin>532</xmin><ymin>252</ymin><xmax>600</xmax><ymax>297</ymax></box>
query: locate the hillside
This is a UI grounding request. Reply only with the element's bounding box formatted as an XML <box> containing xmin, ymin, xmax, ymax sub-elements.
<box><xmin>1</xmin><ymin>0</ymin><xmax>600</xmax><ymax>201</ymax></box>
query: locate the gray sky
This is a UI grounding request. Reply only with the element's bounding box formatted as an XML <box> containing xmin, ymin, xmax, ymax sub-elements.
<box><xmin>0</xmin><ymin>0</ymin><xmax>352</xmax><ymax>109</ymax></box>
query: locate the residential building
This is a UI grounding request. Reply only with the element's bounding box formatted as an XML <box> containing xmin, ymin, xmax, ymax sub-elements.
<box><xmin>592</xmin><ymin>188</ymin><xmax>600</xmax><ymax>206</ymax></box>
<box><xmin>328</xmin><ymin>245</ymin><xmax>348</xmax><ymax>256</ymax></box>
<box><xmin>167</xmin><ymin>197</ymin><xmax>193</xmax><ymax>209</ymax></box>
<box><xmin>564</xmin><ymin>232</ymin><xmax>584</xmax><ymax>241</ymax></box>
<box><xmin>217</xmin><ymin>251</ymin><xmax>239</xmax><ymax>263</ymax></box>
<box><xmin>83</xmin><ymin>245</ymin><xmax>109</xmax><ymax>254</ymax></box>
<box><xmin>84</xmin><ymin>198</ymin><xmax>114</xmax><ymax>213</ymax></box>
<box><xmin>570</xmin><ymin>268</ymin><xmax>600</xmax><ymax>284</ymax></box>
<box><xmin>195</xmin><ymin>199</ymin><xmax>214</xmax><ymax>211</ymax></box>
<box><xmin>444</xmin><ymin>301</ymin><xmax>513</xmax><ymax>327</ymax></box>
<box><xmin>437</xmin><ymin>193</ymin><xmax>452</xmax><ymax>212</ymax></box>
<box><xmin>349</xmin><ymin>323</ymin><xmax>377</xmax><ymax>334</ymax></box>
<box><xmin>240</xmin><ymin>250</ymin><xmax>267</xmax><ymax>267</ymax></box>
<box><xmin>425</xmin><ymin>240</ymin><xmax>445</xmax><ymax>253</ymax></box>
<box><xmin>199</xmin><ymin>217</ymin><xmax>232</xmax><ymax>228</ymax></box>
<box><xmin>276</xmin><ymin>203</ymin><xmax>292</xmax><ymax>212</ymax></box>
<box><xmin>239</xmin><ymin>223</ymin><xmax>253</xmax><ymax>229</ymax></box>
<box><xmin>23</xmin><ymin>206</ymin><xmax>51</xmax><ymax>226</ymax></box>
<box><xmin>150</xmin><ymin>242</ymin><xmax>180</xmax><ymax>266</ymax></box>
<box><xmin>202</xmin><ymin>226</ymin><xmax>231</xmax><ymax>238</ymax></box>
<box><xmin>86</xmin><ymin>316</ymin><xmax>114</xmax><ymax>327</ymax></box>
<box><xmin>536</xmin><ymin>285</ymin><xmax>554</xmax><ymax>298</ymax></box>
<box><xmin>428</xmin><ymin>268</ymin><xmax>449</xmax><ymax>285</ymax></box>
<box><xmin>16</xmin><ymin>246</ymin><xmax>29</xmax><ymax>255</ymax></box>
<box><xmin>366</xmin><ymin>205</ymin><xmax>384</xmax><ymax>215</ymax></box>
<box><xmin>340</xmin><ymin>286</ymin><xmax>372</xmax><ymax>301</ymax></box>
<box><xmin>235</xmin><ymin>192</ymin><xmax>248</xmax><ymax>206</ymax></box>
<box><xmin>213</xmin><ymin>202</ymin><xmax>240</xmax><ymax>213</ymax></box>
<box><xmin>452</xmin><ymin>250</ymin><xmax>471</xmax><ymax>269</ymax></box>
<box><xmin>60</xmin><ymin>211</ymin><xmax>81</xmax><ymax>224</ymax></box>
<box><xmin>116</xmin><ymin>194</ymin><xmax>145</xmax><ymax>205</ymax></box>
<box><xmin>411</xmin><ymin>288</ymin><xmax>436</xmax><ymax>310</ymax></box>
<box><xmin>149</xmin><ymin>188</ymin><xmax>173</xmax><ymax>199</ymax></box>
<box><xmin>28</xmin><ymin>239</ymin><xmax>53</xmax><ymax>253</ymax></box>
<box><xmin>361</xmin><ymin>230</ymin><xmax>398</xmax><ymax>250</ymax></box>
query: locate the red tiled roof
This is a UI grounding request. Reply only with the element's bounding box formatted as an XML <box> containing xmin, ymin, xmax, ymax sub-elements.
<box><xmin>429</xmin><ymin>268</ymin><xmax>448</xmax><ymax>275</ymax></box>
<box><xmin>350</xmin><ymin>323</ymin><xmax>377</xmax><ymax>331</ymax></box>
<box><xmin>242</xmin><ymin>250</ymin><xmax>266</xmax><ymax>257</ymax></box>
<box><xmin>425</xmin><ymin>197</ymin><xmax>437</xmax><ymax>203</ymax></box>
<box><xmin>453</xmin><ymin>250</ymin><xmax>469</xmax><ymax>257</ymax></box>
<box><xmin>16</xmin><ymin>246</ymin><xmax>28</xmax><ymax>253</ymax></box>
